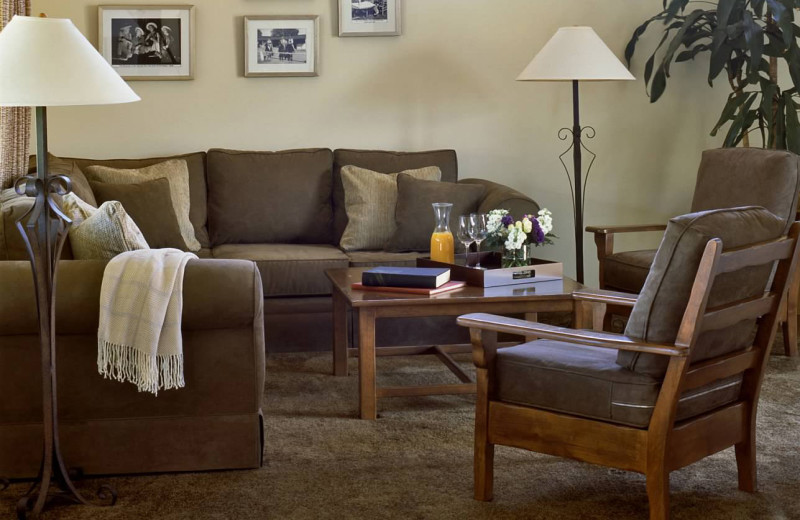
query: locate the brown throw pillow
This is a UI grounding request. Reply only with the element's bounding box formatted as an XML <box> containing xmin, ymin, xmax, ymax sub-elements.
<box><xmin>90</xmin><ymin>178</ymin><xmax>187</xmax><ymax>250</ymax></box>
<box><xmin>385</xmin><ymin>174</ymin><xmax>486</xmax><ymax>252</ymax></box>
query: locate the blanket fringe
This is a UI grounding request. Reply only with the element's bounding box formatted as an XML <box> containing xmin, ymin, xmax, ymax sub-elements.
<box><xmin>97</xmin><ymin>340</ymin><xmax>185</xmax><ymax>395</ymax></box>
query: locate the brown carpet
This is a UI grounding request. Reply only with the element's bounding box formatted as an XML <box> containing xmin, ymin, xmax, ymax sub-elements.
<box><xmin>2</xmin><ymin>345</ymin><xmax>799</xmax><ymax>519</ymax></box>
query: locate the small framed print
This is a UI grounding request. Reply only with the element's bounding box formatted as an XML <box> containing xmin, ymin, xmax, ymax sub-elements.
<box><xmin>338</xmin><ymin>0</ymin><xmax>400</xmax><ymax>37</ymax></box>
<box><xmin>244</xmin><ymin>16</ymin><xmax>319</xmax><ymax>78</ymax></box>
<box><xmin>98</xmin><ymin>5</ymin><xmax>195</xmax><ymax>81</ymax></box>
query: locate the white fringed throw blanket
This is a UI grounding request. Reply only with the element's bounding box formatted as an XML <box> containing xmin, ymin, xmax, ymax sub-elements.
<box><xmin>97</xmin><ymin>248</ymin><xmax>197</xmax><ymax>395</ymax></box>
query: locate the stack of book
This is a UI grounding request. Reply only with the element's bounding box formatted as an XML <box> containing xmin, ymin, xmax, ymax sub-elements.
<box><xmin>352</xmin><ymin>267</ymin><xmax>466</xmax><ymax>295</ymax></box>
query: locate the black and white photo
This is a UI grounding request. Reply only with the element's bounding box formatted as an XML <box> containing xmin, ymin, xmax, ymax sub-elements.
<box><xmin>339</xmin><ymin>0</ymin><xmax>400</xmax><ymax>36</ymax></box>
<box><xmin>245</xmin><ymin>16</ymin><xmax>318</xmax><ymax>77</ymax></box>
<box><xmin>99</xmin><ymin>5</ymin><xmax>194</xmax><ymax>80</ymax></box>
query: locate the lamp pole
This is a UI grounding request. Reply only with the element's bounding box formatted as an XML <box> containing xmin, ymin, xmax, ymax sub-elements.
<box><xmin>571</xmin><ymin>80</ymin><xmax>584</xmax><ymax>284</ymax></box>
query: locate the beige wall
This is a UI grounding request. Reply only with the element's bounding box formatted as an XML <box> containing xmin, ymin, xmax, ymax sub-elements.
<box><xmin>31</xmin><ymin>0</ymin><xmax>727</xmax><ymax>286</ymax></box>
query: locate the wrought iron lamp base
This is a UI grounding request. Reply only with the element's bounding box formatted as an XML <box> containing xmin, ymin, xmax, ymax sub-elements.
<box><xmin>13</xmin><ymin>106</ymin><xmax>118</xmax><ymax>519</ymax></box>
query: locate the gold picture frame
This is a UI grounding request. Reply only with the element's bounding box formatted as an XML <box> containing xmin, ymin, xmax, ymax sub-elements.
<box><xmin>98</xmin><ymin>4</ymin><xmax>195</xmax><ymax>81</ymax></box>
<box><xmin>244</xmin><ymin>15</ymin><xmax>319</xmax><ymax>78</ymax></box>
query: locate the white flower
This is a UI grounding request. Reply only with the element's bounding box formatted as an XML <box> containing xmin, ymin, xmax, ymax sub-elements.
<box><xmin>537</xmin><ymin>208</ymin><xmax>553</xmax><ymax>235</ymax></box>
<box><xmin>486</xmin><ymin>209</ymin><xmax>508</xmax><ymax>235</ymax></box>
<box><xmin>504</xmin><ymin>226</ymin><xmax>527</xmax><ymax>251</ymax></box>
<box><xmin>521</xmin><ymin>217</ymin><xmax>532</xmax><ymax>234</ymax></box>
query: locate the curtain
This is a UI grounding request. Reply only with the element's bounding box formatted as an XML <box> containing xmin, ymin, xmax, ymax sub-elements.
<box><xmin>0</xmin><ymin>0</ymin><xmax>31</xmax><ymax>189</ymax></box>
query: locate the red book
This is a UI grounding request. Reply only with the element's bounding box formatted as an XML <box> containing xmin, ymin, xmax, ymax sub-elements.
<box><xmin>351</xmin><ymin>280</ymin><xmax>467</xmax><ymax>296</ymax></box>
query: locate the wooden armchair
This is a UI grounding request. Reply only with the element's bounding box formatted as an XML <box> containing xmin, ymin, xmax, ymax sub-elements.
<box><xmin>459</xmin><ymin>208</ymin><xmax>800</xmax><ymax>520</ymax></box>
<box><xmin>586</xmin><ymin>148</ymin><xmax>800</xmax><ymax>356</ymax></box>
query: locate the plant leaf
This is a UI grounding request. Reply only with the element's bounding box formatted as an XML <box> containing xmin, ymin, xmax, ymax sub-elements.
<box><xmin>784</xmin><ymin>90</ymin><xmax>800</xmax><ymax>152</ymax></box>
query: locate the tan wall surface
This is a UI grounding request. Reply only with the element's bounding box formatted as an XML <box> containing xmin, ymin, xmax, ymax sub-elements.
<box><xmin>30</xmin><ymin>0</ymin><xmax>728</xmax><ymax>285</ymax></box>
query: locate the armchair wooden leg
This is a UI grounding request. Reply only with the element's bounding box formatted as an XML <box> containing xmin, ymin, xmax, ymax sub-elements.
<box><xmin>783</xmin><ymin>264</ymin><xmax>799</xmax><ymax>356</ymax></box>
<box><xmin>645</xmin><ymin>465</ymin><xmax>670</xmax><ymax>520</ymax></box>
<box><xmin>474</xmin><ymin>368</ymin><xmax>494</xmax><ymax>501</ymax></box>
<box><xmin>735</xmin><ymin>437</ymin><xmax>757</xmax><ymax>493</ymax></box>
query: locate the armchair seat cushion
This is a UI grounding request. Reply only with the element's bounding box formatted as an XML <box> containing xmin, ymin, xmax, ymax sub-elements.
<box><xmin>212</xmin><ymin>243</ymin><xmax>348</xmax><ymax>297</ymax></box>
<box><xmin>603</xmin><ymin>250</ymin><xmax>656</xmax><ymax>293</ymax></box>
<box><xmin>496</xmin><ymin>340</ymin><xmax>742</xmax><ymax>428</ymax></box>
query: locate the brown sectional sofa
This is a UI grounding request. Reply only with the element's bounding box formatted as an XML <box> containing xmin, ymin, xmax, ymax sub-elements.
<box><xmin>0</xmin><ymin>148</ymin><xmax>537</xmax><ymax>477</ymax></box>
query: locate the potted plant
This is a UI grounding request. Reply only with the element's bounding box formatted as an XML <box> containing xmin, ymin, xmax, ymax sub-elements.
<box><xmin>627</xmin><ymin>0</ymin><xmax>800</xmax><ymax>152</ymax></box>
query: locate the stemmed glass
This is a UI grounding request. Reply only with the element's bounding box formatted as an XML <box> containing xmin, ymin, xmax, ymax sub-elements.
<box><xmin>457</xmin><ymin>215</ymin><xmax>475</xmax><ymax>266</ymax></box>
<box><xmin>469</xmin><ymin>213</ymin><xmax>488</xmax><ymax>269</ymax></box>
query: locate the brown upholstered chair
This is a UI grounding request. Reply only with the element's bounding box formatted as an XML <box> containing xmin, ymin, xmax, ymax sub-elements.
<box><xmin>587</xmin><ymin>148</ymin><xmax>800</xmax><ymax>356</ymax></box>
<box><xmin>458</xmin><ymin>207</ymin><xmax>800</xmax><ymax>520</ymax></box>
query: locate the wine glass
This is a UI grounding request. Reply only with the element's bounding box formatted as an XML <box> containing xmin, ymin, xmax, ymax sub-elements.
<box><xmin>469</xmin><ymin>213</ymin><xmax>488</xmax><ymax>269</ymax></box>
<box><xmin>457</xmin><ymin>215</ymin><xmax>474</xmax><ymax>266</ymax></box>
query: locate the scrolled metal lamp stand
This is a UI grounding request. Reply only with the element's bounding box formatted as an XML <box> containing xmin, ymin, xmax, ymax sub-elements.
<box><xmin>555</xmin><ymin>80</ymin><xmax>597</xmax><ymax>284</ymax></box>
<box><xmin>14</xmin><ymin>107</ymin><xmax>117</xmax><ymax>520</ymax></box>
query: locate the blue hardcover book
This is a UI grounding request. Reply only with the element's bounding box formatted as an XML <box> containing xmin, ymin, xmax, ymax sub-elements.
<box><xmin>362</xmin><ymin>266</ymin><xmax>451</xmax><ymax>289</ymax></box>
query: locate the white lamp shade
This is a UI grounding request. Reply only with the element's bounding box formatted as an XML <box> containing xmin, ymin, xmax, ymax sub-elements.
<box><xmin>517</xmin><ymin>26</ymin><xmax>635</xmax><ymax>82</ymax></box>
<box><xmin>0</xmin><ymin>16</ymin><xmax>139</xmax><ymax>106</ymax></box>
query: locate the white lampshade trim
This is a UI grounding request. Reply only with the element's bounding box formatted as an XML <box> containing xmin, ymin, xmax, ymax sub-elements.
<box><xmin>0</xmin><ymin>16</ymin><xmax>139</xmax><ymax>107</ymax></box>
<box><xmin>517</xmin><ymin>26</ymin><xmax>635</xmax><ymax>82</ymax></box>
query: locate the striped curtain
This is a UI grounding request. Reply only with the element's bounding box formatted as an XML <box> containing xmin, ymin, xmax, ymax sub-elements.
<box><xmin>0</xmin><ymin>0</ymin><xmax>31</xmax><ymax>189</ymax></box>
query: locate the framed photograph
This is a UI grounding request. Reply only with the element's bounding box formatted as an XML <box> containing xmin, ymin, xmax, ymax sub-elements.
<box><xmin>98</xmin><ymin>5</ymin><xmax>195</xmax><ymax>81</ymax></box>
<box><xmin>338</xmin><ymin>0</ymin><xmax>400</xmax><ymax>37</ymax></box>
<box><xmin>244</xmin><ymin>16</ymin><xmax>319</xmax><ymax>78</ymax></box>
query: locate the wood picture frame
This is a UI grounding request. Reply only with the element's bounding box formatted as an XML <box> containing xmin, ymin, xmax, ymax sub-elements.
<box><xmin>338</xmin><ymin>0</ymin><xmax>401</xmax><ymax>37</ymax></box>
<box><xmin>98</xmin><ymin>4</ymin><xmax>195</xmax><ymax>81</ymax></box>
<box><xmin>244</xmin><ymin>15</ymin><xmax>319</xmax><ymax>78</ymax></box>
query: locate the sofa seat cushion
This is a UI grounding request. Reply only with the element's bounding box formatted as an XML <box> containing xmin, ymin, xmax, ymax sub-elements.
<box><xmin>603</xmin><ymin>249</ymin><xmax>656</xmax><ymax>293</ymax></box>
<box><xmin>496</xmin><ymin>340</ymin><xmax>743</xmax><ymax>428</ymax></box>
<box><xmin>212</xmin><ymin>243</ymin><xmax>348</xmax><ymax>297</ymax></box>
<box><xmin>346</xmin><ymin>250</ymin><xmax>428</xmax><ymax>267</ymax></box>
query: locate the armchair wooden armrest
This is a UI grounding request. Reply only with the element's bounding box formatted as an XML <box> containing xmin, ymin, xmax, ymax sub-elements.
<box><xmin>586</xmin><ymin>224</ymin><xmax>667</xmax><ymax>235</ymax></box>
<box><xmin>586</xmin><ymin>224</ymin><xmax>667</xmax><ymax>290</ymax></box>
<box><xmin>573</xmin><ymin>287</ymin><xmax>638</xmax><ymax>308</ymax></box>
<box><xmin>457</xmin><ymin>313</ymin><xmax>688</xmax><ymax>358</ymax></box>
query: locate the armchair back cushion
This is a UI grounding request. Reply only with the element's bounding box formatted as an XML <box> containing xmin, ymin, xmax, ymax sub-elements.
<box><xmin>332</xmin><ymin>149</ymin><xmax>458</xmax><ymax>241</ymax></box>
<box><xmin>621</xmin><ymin>206</ymin><xmax>785</xmax><ymax>377</ymax></box>
<box><xmin>207</xmin><ymin>148</ymin><xmax>334</xmax><ymax>246</ymax></box>
<box><xmin>691</xmin><ymin>148</ymin><xmax>800</xmax><ymax>234</ymax></box>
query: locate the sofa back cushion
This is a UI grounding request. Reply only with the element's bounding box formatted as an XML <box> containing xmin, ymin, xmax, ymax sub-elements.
<box><xmin>332</xmin><ymin>149</ymin><xmax>458</xmax><ymax>242</ymax></box>
<box><xmin>68</xmin><ymin>152</ymin><xmax>209</xmax><ymax>248</ymax></box>
<box><xmin>621</xmin><ymin>206</ymin><xmax>785</xmax><ymax>378</ymax></box>
<box><xmin>207</xmin><ymin>148</ymin><xmax>334</xmax><ymax>245</ymax></box>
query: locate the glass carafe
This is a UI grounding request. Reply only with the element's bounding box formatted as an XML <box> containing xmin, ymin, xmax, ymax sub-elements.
<box><xmin>430</xmin><ymin>202</ymin><xmax>454</xmax><ymax>264</ymax></box>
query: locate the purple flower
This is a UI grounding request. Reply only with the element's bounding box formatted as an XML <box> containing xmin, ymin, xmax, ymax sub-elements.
<box><xmin>530</xmin><ymin>217</ymin><xmax>545</xmax><ymax>244</ymax></box>
<box><xmin>501</xmin><ymin>214</ymin><xmax>514</xmax><ymax>227</ymax></box>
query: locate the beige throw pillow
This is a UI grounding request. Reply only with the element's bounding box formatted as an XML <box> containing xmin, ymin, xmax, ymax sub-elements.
<box><xmin>84</xmin><ymin>159</ymin><xmax>200</xmax><ymax>251</ymax></box>
<box><xmin>339</xmin><ymin>165</ymin><xmax>441</xmax><ymax>251</ymax></box>
<box><xmin>62</xmin><ymin>193</ymin><xmax>149</xmax><ymax>260</ymax></box>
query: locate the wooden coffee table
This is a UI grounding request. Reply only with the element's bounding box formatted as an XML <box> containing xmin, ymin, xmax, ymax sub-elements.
<box><xmin>326</xmin><ymin>267</ymin><xmax>586</xmax><ymax>419</ymax></box>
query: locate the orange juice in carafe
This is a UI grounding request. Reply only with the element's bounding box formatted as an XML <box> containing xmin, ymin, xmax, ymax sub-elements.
<box><xmin>430</xmin><ymin>202</ymin><xmax>454</xmax><ymax>264</ymax></box>
<box><xmin>430</xmin><ymin>231</ymin><xmax>454</xmax><ymax>264</ymax></box>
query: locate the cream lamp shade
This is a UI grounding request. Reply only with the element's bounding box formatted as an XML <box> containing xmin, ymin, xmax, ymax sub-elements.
<box><xmin>517</xmin><ymin>26</ymin><xmax>635</xmax><ymax>82</ymax></box>
<box><xmin>0</xmin><ymin>15</ymin><xmax>139</xmax><ymax>106</ymax></box>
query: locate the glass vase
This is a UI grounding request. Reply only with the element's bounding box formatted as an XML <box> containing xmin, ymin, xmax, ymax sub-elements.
<box><xmin>430</xmin><ymin>202</ymin><xmax>454</xmax><ymax>264</ymax></box>
<box><xmin>502</xmin><ymin>246</ymin><xmax>530</xmax><ymax>268</ymax></box>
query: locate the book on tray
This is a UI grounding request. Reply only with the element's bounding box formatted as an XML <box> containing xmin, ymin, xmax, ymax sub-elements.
<box><xmin>361</xmin><ymin>266</ymin><xmax>450</xmax><ymax>289</ymax></box>
<box><xmin>351</xmin><ymin>280</ymin><xmax>466</xmax><ymax>296</ymax></box>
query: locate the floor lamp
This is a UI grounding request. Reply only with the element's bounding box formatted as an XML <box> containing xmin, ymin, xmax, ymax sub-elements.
<box><xmin>517</xmin><ymin>27</ymin><xmax>634</xmax><ymax>284</ymax></box>
<box><xmin>0</xmin><ymin>15</ymin><xmax>139</xmax><ymax>519</ymax></box>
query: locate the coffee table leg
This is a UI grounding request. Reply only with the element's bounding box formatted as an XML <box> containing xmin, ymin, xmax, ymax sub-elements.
<box><xmin>332</xmin><ymin>289</ymin><xmax>349</xmax><ymax>376</ymax></box>
<box><xmin>524</xmin><ymin>312</ymin><xmax>538</xmax><ymax>342</ymax></box>
<box><xmin>358</xmin><ymin>308</ymin><xmax>377</xmax><ymax>420</ymax></box>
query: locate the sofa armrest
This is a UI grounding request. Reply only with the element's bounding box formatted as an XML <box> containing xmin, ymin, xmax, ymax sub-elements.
<box><xmin>459</xmin><ymin>178</ymin><xmax>540</xmax><ymax>216</ymax></box>
<box><xmin>0</xmin><ymin>258</ymin><xmax>264</xmax><ymax>335</ymax></box>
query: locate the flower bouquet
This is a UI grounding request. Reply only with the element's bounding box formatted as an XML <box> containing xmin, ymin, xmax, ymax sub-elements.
<box><xmin>485</xmin><ymin>209</ymin><xmax>556</xmax><ymax>268</ymax></box>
